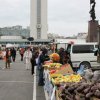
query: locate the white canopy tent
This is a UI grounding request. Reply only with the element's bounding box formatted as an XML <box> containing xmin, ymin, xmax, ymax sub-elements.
<box><xmin>6</xmin><ymin>44</ymin><xmax>14</xmax><ymax>48</ymax></box>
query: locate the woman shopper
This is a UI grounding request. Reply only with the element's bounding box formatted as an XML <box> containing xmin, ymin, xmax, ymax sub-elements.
<box><xmin>24</xmin><ymin>47</ymin><xmax>32</xmax><ymax>70</ymax></box>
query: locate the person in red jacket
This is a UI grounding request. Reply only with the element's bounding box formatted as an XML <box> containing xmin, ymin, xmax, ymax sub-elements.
<box><xmin>20</xmin><ymin>48</ymin><xmax>25</xmax><ymax>61</ymax></box>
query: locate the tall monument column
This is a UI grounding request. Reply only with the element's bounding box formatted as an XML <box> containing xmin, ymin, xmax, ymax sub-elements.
<box><xmin>30</xmin><ymin>0</ymin><xmax>48</xmax><ymax>39</ymax></box>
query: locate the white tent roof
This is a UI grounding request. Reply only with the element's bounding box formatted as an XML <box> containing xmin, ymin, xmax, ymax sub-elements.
<box><xmin>6</xmin><ymin>44</ymin><xmax>14</xmax><ymax>48</ymax></box>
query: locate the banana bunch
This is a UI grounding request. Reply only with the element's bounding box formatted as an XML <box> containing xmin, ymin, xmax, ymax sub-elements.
<box><xmin>51</xmin><ymin>74</ymin><xmax>82</xmax><ymax>84</ymax></box>
<box><xmin>50</xmin><ymin>73</ymin><xmax>63</xmax><ymax>78</ymax></box>
<box><xmin>64</xmin><ymin>74</ymin><xmax>82</xmax><ymax>83</ymax></box>
<box><xmin>49</xmin><ymin>63</ymin><xmax>62</xmax><ymax>68</ymax></box>
<box><xmin>43</xmin><ymin>63</ymin><xmax>62</xmax><ymax>69</ymax></box>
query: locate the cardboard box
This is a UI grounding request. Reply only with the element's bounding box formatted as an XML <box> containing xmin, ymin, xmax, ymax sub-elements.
<box><xmin>55</xmin><ymin>64</ymin><xmax>74</xmax><ymax>75</ymax></box>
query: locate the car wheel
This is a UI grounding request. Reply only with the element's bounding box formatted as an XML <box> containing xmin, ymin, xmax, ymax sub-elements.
<box><xmin>79</xmin><ymin>62</ymin><xmax>91</xmax><ymax>70</ymax></box>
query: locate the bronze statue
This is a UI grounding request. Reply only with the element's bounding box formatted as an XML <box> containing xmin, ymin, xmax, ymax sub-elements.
<box><xmin>89</xmin><ymin>0</ymin><xmax>96</xmax><ymax>21</ymax></box>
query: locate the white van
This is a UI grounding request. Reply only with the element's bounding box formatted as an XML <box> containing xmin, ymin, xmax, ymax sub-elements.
<box><xmin>66</xmin><ymin>42</ymin><xmax>100</xmax><ymax>69</ymax></box>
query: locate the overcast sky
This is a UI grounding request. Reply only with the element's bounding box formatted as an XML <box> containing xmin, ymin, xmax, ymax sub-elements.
<box><xmin>0</xmin><ymin>0</ymin><xmax>100</xmax><ymax>36</ymax></box>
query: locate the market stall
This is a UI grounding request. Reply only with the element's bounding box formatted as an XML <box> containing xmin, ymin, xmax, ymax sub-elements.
<box><xmin>43</xmin><ymin>62</ymin><xmax>82</xmax><ymax>100</ymax></box>
<box><xmin>43</xmin><ymin>53</ymin><xmax>100</xmax><ymax>100</ymax></box>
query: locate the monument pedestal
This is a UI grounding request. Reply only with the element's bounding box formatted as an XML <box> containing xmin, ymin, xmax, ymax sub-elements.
<box><xmin>87</xmin><ymin>20</ymin><xmax>99</xmax><ymax>42</ymax></box>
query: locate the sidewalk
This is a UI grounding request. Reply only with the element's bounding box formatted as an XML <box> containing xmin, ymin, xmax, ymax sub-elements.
<box><xmin>0</xmin><ymin>54</ymin><xmax>45</xmax><ymax>100</ymax></box>
<box><xmin>36</xmin><ymin>69</ymin><xmax>46</xmax><ymax>100</ymax></box>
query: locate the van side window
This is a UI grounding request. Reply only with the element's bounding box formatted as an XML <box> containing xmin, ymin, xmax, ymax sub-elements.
<box><xmin>72</xmin><ymin>45</ymin><xmax>94</xmax><ymax>53</ymax></box>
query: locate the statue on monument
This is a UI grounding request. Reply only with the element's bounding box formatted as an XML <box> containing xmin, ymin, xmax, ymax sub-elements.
<box><xmin>89</xmin><ymin>0</ymin><xmax>96</xmax><ymax>21</ymax></box>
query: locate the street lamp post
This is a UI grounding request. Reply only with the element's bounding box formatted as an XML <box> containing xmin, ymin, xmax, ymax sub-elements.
<box><xmin>27</xmin><ymin>37</ymin><xmax>34</xmax><ymax>46</ymax></box>
<box><xmin>52</xmin><ymin>39</ymin><xmax>56</xmax><ymax>53</ymax></box>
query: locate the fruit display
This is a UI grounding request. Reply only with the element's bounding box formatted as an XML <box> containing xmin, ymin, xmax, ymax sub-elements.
<box><xmin>43</xmin><ymin>63</ymin><xmax>62</xmax><ymax>69</ymax></box>
<box><xmin>44</xmin><ymin>60</ymin><xmax>53</xmax><ymax>65</ymax></box>
<box><xmin>58</xmin><ymin>80</ymin><xmax>100</xmax><ymax>100</ymax></box>
<box><xmin>50</xmin><ymin>73</ymin><xmax>63</xmax><ymax>78</ymax></box>
<box><xmin>49</xmin><ymin>63</ymin><xmax>62</xmax><ymax>68</ymax></box>
<box><xmin>49</xmin><ymin>70</ymin><xmax>57</xmax><ymax>74</ymax></box>
<box><xmin>51</xmin><ymin>74</ymin><xmax>82</xmax><ymax>84</ymax></box>
<box><xmin>50</xmin><ymin>53</ymin><xmax>60</xmax><ymax>62</ymax></box>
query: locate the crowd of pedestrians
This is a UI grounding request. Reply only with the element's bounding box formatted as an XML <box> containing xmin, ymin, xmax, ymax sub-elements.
<box><xmin>0</xmin><ymin>46</ymin><xmax>51</xmax><ymax>86</ymax></box>
<box><xmin>0</xmin><ymin>45</ymin><xmax>73</xmax><ymax>86</ymax></box>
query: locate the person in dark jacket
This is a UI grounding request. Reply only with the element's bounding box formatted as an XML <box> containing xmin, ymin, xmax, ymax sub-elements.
<box><xmin>11</xmin><ymin>48</ymin><xmax>16</xmax><ymax>62</ymax></box>
<box><xmin>38</xmin><ymin>48</ymin><xmax>50</xmax><ymax>86</ymax></box>
<box><xmin>58</xmin><ymin>48</ymin><xmax>65</xmax><ymax>64</ymax></box>
<box><xmin>31</xmin><ymin>51</ymin><xmax>39</xmax><ymax>75</ymax></box>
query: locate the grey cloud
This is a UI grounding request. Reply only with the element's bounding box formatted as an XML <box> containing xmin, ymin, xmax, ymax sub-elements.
<box><xmin>0</xmin><ymin>0</ymin><xmax>29</xmax><ymax>27</ymax></box>
<box><xmin>48</xmin><ymin>0</ymin><xmax>100</xmax><ymax>36</ymax></box>
<box><xmin>0</xmin><ymin>0</ymin><xmax>100</xmax><ymax>36</ymax></box>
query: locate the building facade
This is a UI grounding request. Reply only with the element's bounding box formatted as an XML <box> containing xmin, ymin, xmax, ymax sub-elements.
<box><xmin>30</xmin><ymin>0</ymin><xmax>48</xmax><ymax>39</ymax></box>
<box><xmin>0</xmin><ymin>26</ymin><xmax>30</xmax><ymax>38</ymax></box>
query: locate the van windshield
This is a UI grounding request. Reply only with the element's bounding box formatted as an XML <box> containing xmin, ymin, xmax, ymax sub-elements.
<box><xmin>95</xmin><ymin>45</ymin><xmax>98</xmax><ymax>48</ymax></box>
<box><xmin>66</xmin><ymin>44</ymin><xmax>71</xmax><ymax>53</ymax></box>
<box><xmin>72</xmin><ymin>45</ymin><xmax>94</xmax><ymax>53</ymax></box>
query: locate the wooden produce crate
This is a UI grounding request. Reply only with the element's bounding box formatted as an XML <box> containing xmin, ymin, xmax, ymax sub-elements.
<box><xmin>55</xmin><ymin>64</ymin><xmax>74</xmax><ymax>75</ymax></box>
<box><xmin>56</xmin><ymin>89</ymin><xmax>62</xmax><ymax>100</ymax></box>
<box><xmin>92</xmin><ymin>97</ymin><xmax>100</xmax><ymax>100</ymax></box>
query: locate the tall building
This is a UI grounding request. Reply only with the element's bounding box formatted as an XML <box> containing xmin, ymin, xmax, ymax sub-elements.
<box><xmin>30</xmin><ymin>0</ymin><xmax>48</xmax><ymax>39</ymax></box>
